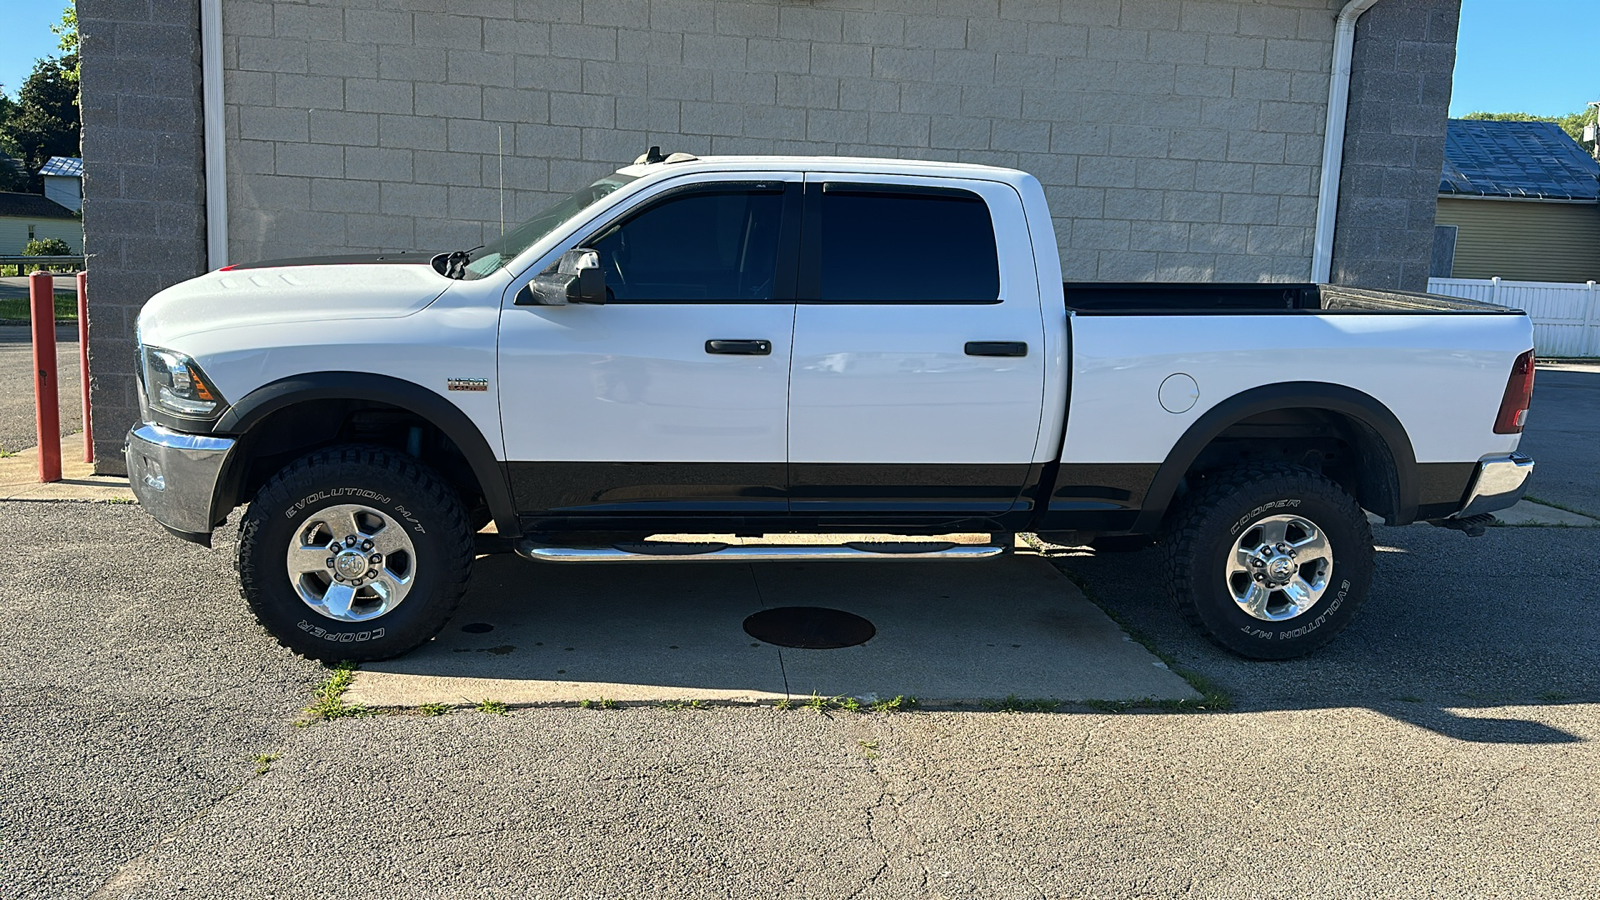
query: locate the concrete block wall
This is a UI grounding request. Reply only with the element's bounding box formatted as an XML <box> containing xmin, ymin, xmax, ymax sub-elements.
<box><xmin>222</xmin><ymin>0</ymin><xmax>1352</xmax><ymax>282</ymax></box>
<box><xmin>1330</xmin><ymin>0</ymin><xmax>1459</xmax><ymax>290</ymax></box>
<box><xmin>79</xmin><ymin>0</ymin><xmax>209</xmax><ymax>474</ymax></box>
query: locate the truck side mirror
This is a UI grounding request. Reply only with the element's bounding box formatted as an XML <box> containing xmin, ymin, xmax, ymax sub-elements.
<box><xmin>516</xmin><ymin>248</ymin><xmax>606</xmax><ymax>306</ymax></box>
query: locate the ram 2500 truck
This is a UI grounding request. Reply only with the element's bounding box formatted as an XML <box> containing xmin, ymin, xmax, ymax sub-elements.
<box><xmin>125</xmin><ymin>153</ymin><xmax>1536</xmax><ymax>662</ymax></box>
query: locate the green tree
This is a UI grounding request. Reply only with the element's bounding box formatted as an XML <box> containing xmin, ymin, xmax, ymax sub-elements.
<box><xmin>4</xmin><ymin>55</ymin><xmax>79</xmax><ymax>194</ymax></box>
<box><xmin>1463</xmin><ymin>109</ymin><xmax>1597</xmax><ymax>145</ymax></box>
<box><xmin>0</xmin><ymin>93</ymin><xmax>23</xmax><ymax>192</ymax></box>
<box><xmin>51</xmin><ymin>4</ymin><xmax>79</xmax><ymax>86</ymax></box>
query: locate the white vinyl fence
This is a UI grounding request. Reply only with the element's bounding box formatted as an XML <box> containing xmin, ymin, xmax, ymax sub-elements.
<box><xmin>1428</xmin><ymin>277</ymin><xmax>1600</xmax><ymax>358</ymax></box>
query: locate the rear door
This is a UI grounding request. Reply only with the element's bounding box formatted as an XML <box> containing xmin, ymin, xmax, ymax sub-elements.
<box><xmin>786</xmin><ymin>175</ymin><xmax>1047</xmax><ymax>515</ymax></box>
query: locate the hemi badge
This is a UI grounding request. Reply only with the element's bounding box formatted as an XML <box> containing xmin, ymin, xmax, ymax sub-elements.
<box><xmin>447</xmin><ymin>378</ymin><xmax>489</xmax><ymax>392</ymax></box>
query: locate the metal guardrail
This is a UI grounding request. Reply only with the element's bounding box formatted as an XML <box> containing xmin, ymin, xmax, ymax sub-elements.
<box><xmin>0</xmin><ymin>255</ymin><xmax>86</xmax><ymax>267</ymax></box>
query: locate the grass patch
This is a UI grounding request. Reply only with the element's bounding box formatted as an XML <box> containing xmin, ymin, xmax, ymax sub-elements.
<box><xmin>983</xmin><ymin>694</ymin><xmax>1061</xmax><ymax>713</ymax></box>
<box><xmin>252</xmin><ymin>753</ymin><xmax>279</xmax><ymax>775</ymax></box>
<box><xmin>868</xmin><ymin>695</ymin><xmax>918</xmax><ymax>714</ymax></box>
<box><xmin>577</xmin><ymin>697</ymin><xmax>619</xmax><ymax>710</ymax></box>
<box><xmin>0</xmin><ymin>293</ymin><xmax>79</xmax><ymax>322</ymax></box>
<box><xmin>0</xmin><ymin>445</ymin><xmax>14</xmax><ymax>458</ymax></box>
<box><xmin>659</xmin><ymin>698</ymin><xmax>706</xmax><ymax>711</ymax></box>
<box><xmin>299</xmin><ymin>662</ymin><xmax>368</xmax><ymax>724</ymax></box>
<box><xmin>773</xmin><ymin>697</ymin><xmax>795</xmax><ymax>711</ymax></box>
<box><xmin>1052</xmin><ymin>563</ymin><xmax>1233</xmax><ymax>712</ymax></box>
<box><xmin>1081</xmin><ymin>696</ymin><xmax>1225</xmax><ymax>713</ymax></box>
<box><xmin>102</xmin><ymin>496</ymin><xmax>136</xmax><ymax>504</ymax></box>
<box><xmin>475</xmin><ymin>698</ymin><xmax>509</xmax><ymax>715</ymax></box>
<box><xmin>418</xmin><ymin>702</ymin><xmax>451</xmax><ymax>717</ymax></box>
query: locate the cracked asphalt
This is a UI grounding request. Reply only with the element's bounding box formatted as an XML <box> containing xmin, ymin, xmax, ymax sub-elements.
<box><xmin>3</xmin><ymin>369</ymin><xmax>1598</xmax><ymax>898</ymax></box>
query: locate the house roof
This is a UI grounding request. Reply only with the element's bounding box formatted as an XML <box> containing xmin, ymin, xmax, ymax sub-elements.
<box><xmin>0</xmin><ymin>191</ymin><xmax>78</xmax><ymax>220</ymax></box>
<box><xmin>39</xmin><ymin>156</ymin><xmax>82</xmax><ymax>177</ymax></box>
<box><xmin>1440</xmin><ymin>119</ymin><xmax>1600</xmax><ymax>201</ymax></box>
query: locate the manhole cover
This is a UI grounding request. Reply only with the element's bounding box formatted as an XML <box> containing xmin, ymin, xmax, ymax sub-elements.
<box><xmin>743</xmin><ymin>607</ymin><xmax>875</xmax><ymax>649</ymax></box>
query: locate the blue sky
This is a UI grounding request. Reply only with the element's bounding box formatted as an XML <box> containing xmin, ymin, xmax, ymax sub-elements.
<box><xmin>1450</xmin><ymin>0</ymin><xmax>1600</xmax><ymax>117</ymax></box>
<box><xmin>0</xmin><ymin>1</ymin><xmax>1594</xmax><ymax>118</ymax></box>
<box><xmin>0</xmin><ymin>0</ymin><xmax>70</xmax><ymax>98</ymax></box>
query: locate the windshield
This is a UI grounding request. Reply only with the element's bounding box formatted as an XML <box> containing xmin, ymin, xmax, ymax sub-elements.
<box><xmin>461</xmin><ymin>173</ymin><xmax>639</xmax><ymax>278</ymax></box>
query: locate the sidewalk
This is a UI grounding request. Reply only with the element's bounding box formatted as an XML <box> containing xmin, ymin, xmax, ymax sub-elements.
<box><xmin>0</xmin><ymin>440</ymin><xmax>133</xmax><ymax>502</ymax></box>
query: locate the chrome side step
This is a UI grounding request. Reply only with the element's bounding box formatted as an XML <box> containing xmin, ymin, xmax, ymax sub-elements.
<box><xmin>515</xmin><ymin>539</ymin><xmax>1007</xmax><ymax>564</ymax></box>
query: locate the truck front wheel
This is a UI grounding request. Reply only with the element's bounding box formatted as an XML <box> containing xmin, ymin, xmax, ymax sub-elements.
<box><xmin>237</xmin><ymin>446</ymin><xmax>475</xmax><ymax>662</ymax></box>
<box><xmin>1164</xmin><ymin>464</ymin><xmax>1373</xmax><ymax>660</ymax></box>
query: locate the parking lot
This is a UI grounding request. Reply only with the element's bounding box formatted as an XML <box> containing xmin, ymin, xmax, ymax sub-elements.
<box><xmin>3</xmin><ymin>367</ymin><xmax>1598</xmax><ymax>898</ymax></box>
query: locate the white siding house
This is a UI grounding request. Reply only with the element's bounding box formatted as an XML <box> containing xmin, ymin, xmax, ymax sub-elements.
<box><xmin>0</xmin><ymin>192</ymin><xmax>84</xmax><ymax>255</ymax></box>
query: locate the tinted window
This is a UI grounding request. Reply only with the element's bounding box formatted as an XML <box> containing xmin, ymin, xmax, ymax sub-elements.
<box><xmin>587</xmin><ymin>188</ymin><xmax>785</xmax><ymax>302</ymax></box>
<box><xmin>818</xmin><ymin>187</ymin><xmax>999</xmax><ymax>302</ymax></box>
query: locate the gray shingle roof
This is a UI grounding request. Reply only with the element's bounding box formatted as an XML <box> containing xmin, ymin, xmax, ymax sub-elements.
<box><xmin>1441</xmin><ymin>119</ymin><xmax>1600</xmax><ymax>201</ymax></box>
<box><xmin>0</xmin><ymin>191</ymin><xmax>78</xmax><ymax>220</ymax></box>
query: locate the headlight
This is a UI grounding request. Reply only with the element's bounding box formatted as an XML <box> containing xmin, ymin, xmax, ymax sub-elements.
<box><xmin>142</xmin><ymin>345</ymin><xmax>225</xmax><ymax>420</ymax></box>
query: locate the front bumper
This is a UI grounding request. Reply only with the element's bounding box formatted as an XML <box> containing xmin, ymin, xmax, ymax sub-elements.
<box><xmin>1454</xmin><ymin>453</ymin><xmax>1535</xmax><ymax>519</ymax></box>
<box><xmin>125</xmin><ymin>423</ymin><xmax>236</xmax><ymax>542</ymax></box>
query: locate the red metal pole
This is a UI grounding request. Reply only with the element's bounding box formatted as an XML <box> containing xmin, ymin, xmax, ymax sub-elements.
<box><xmin>30</xmin><ymin>271</ymin><xmax>62</xmax><ymax>482</ymax></box>
<box><xmin>77</xmin><ymin>271</ymin><xmax>93</xmax><ymax>463</ymax></box>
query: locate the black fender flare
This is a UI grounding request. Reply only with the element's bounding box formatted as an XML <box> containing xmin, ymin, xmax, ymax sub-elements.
<box><xmin>213</xmin><ymin>372</ymin><xmax>519</xmax><ymax>537</ymax></box>
<box><xmin>1130</xmin><ymin>381</ymin><xmax>1417</xmax><ymax>533</ymax></box>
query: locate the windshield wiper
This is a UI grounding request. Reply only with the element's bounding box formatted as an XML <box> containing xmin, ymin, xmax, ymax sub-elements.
<box><xmin>433</xmin><ymin>245</ymin><xmax>484</xmax><ymax>280</ymax></box>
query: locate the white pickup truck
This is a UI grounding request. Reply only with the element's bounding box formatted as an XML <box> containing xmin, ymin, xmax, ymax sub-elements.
<box><xmin>126</xmin><ymin>152</ymin><xmax>1536</xmax><ymax>663</ymax></box>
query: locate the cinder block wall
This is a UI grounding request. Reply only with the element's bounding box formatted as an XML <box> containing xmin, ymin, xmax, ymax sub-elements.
<box><xmin>222</xmin><ymin>0</ymin><xmax>1351</xmax><ymax>282</ymax></box>
<box><xmin>79</xmin><ymin>0</ymin><xmax>209</xmax><ymax>474</ymax></box>
<box><xmin>1330</xmin><ymin>0</ymin><xmax>1459</xmax><ymax>290</ymax></box>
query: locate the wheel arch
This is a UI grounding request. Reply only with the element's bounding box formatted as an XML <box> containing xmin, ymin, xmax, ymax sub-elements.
<box><xmin>211</xmin><ymin>372</ymin><xmax>518</xmax><ymax>537</ymax></box>
<box><xmin>1131</xmin><ymin>381</ymin><xmax>1417</xmax><ymax>533</ymax></box>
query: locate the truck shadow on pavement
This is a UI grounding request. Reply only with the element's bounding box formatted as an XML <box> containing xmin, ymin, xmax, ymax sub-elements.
<box><xmin>1054</xmin><ymin>522</ymin><xmax>1599</xmax><ymax>745</ymax></box>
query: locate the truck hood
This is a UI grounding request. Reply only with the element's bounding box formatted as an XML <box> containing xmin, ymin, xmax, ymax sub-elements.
<box><xmin>137</xmin><ymin>257</ymin><xmax>453</xmax><ymax>346</ymax></box>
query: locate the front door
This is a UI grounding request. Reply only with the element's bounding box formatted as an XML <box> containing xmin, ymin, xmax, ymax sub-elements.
<box><xmin>786</xmin><ymin>175</ymin><xmax>1048</xmax><ymax>517</ymax></box>
<box><xmin>498</xmin><ymin>173</ymin><xmax>802</xmax><ymax>518</ymax></box>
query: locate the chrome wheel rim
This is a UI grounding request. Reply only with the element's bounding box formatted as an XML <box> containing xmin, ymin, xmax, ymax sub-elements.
<box><xmin>1226</xmin><ymin>514</ymin><xmax>1333</xmax><ymax>622</ymax></box>
<box><xmin>286</xmin><ymin>504</ymin><xmax>417</xmax><ymax>622</ymax></box>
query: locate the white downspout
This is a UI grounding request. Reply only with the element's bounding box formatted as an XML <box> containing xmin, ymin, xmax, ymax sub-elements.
<box><xmin>1310</xmin><ymin>0</ymin><xmax>1382</xmax><ymax>284</ymax></box>
<box><xmin>199</xmin><ymin>0</ymin><xmax>229</xmax><ymax>269</ymax></box>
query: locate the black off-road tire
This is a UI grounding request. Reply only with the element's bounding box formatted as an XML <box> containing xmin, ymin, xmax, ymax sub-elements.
<box><xmin>1165</xmin><ymin>464</ymin><xmax>1374</xmax><ymax>660</ymax></box>
<box><xmin>237</xmin><ymin>445</ymin><xmax>475</xmax><ymax>662</ymax></box>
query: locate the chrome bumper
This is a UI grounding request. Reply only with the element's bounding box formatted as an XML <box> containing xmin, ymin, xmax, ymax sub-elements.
<box><xmin>1455</xmin><ymin>453</ymin><xmax>1535</xmax><ymax>519</ymax></box>
<box><xmin>125</xmin><ymin>423</ymin><xmax>236</xmax><ymax>539</ymax></box>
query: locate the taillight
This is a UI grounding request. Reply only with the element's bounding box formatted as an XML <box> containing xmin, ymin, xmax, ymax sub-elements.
<box><xmin>1493</xmin><ymin>350</ymin><xmax>1536</xmax><ymax>434</ymax></box>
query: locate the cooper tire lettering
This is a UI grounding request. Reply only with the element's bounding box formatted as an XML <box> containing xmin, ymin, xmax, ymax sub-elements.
<box><xmin>1168</xmin><ymin>464</ymin><xmax>1374</xmax><ymax>660</ymax></box>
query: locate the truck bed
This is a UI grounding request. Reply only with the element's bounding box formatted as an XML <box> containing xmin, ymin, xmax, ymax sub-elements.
<box><xmin>1063</xmin><ymin>282</ymin><xmax>1515</xmax><ymax>314</ymax></box>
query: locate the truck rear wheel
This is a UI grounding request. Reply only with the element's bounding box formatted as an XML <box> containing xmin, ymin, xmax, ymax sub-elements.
<box><xmin>1165</xmin><ymin>464</ymin><xmax>1373</xmax><ymax>660</ymax></box>
<box><xmin>237</xmin><ymin>446</ymin><xmax>475</xmax><ymax>662</ymax></box>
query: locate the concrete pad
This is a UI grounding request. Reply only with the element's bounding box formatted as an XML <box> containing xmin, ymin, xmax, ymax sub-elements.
<box><xmin>0</xmin><ymin>440</ymin><xmax>134</xmax><ymax>502</ymax></box>
<box><xmin>1494</xmin><ymin>499</ymin><xmax>1598</xmax><ymax>527</ymax></box>
<box><xmin>347</xmin><ymin>545</ymin><xmax>1198</xmax><ymax>708</ymax></box>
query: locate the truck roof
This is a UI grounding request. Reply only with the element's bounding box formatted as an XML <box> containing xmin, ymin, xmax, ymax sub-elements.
<box><xmin>613</xmin><ymin>153</ymin><xmax>1031</xmax><ymax>185</ymax></box>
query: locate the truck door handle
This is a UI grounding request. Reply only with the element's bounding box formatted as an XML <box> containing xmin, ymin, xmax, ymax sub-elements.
<box><xmin>705</xmin><ymin>339</ymin><xmax>772</xmax><ymax>356</ymax></box>
<box><xmin>964</xmin><ymin>341</ymin><xmax>1028</xmax><ymax>357</ymax></box>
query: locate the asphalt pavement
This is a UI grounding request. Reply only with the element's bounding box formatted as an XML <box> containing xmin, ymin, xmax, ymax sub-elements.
<box><xmin>1518</xmin><ymin>364</ymin><xmax>1600</xmax><ymax>517</ymax></box>
<box><xmin>3</xmin><ymin>365</ymin><xmax>1598</xmax><ymax>898</ymax></box>
<box><xmin>0</xmin><ymin>324</ymin><xmax>84</xmax><ymax>455</ymax></box>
